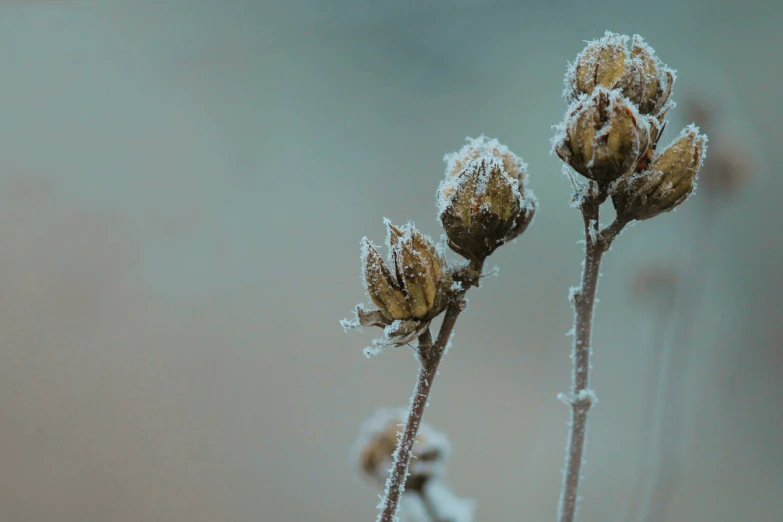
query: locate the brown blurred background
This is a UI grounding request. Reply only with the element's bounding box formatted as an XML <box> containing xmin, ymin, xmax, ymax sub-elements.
<box><xmin>0</xmin><ymin>1</ymin><xmax>780</xmax><ymax>521</ymax></box>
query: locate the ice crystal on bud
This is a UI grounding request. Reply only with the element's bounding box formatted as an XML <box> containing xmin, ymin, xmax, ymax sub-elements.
<box><xmin>443</xmin><ymin>135</ymin><xmax>528</xmax><ymax>184</ymax></box>
<box><xmin>566</xmin><ymin>32</ymin><xmax>629</xmax><ymax>100</ymax></box>
<box><xmin>622</xmin><ymin>35</ymin><xmax>676</xmax><ymax>116</ymax></box>
<box><xmin>612</xmin><ymin>124</ymin><xmax>708</xmax><ymax>220</ymax></box>
<box><xmin>361</xmin><ymin>237</ymin><xmax>413</xmax><ymax>321</ymax></box>
<box><xmin>554</xmin><ymin>88</ymin><xmax>650</xmax><ymax>184</ymax></box>
<box><xmin>565</xmin><ymin>32</ymin><xmax>675</xmax><ymax>117</ymax></box>
<box><xmin>438</xmin><ymin>136</ymin><xmax>537</xmax><ymax>262</ymax></box>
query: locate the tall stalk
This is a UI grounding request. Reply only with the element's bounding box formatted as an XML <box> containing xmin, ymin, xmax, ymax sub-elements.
<box><xmin>558</xmin><ymin>185</ymin><xmax>628</xmax><ymax>522</ymax></box>
<box><xmin>377</xmin><ymin>299</ymin><xmax>467</xmax><ymax>522</ymax></box>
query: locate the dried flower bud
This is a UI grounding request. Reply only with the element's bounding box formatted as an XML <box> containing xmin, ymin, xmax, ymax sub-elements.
<box><xmin>567</xmin><ymin>32</ymin><xmax>628</xmax><ymax>101</ymax></box>
<box><xmin>612</xmin><ymin>125</ymin><xmax>708</xmax><ymax>220</ymax></box>
<box><xmin>620</xmin><ymin>36</ymin><xmax>675</xmax><ymax>116</ymax></box>
<box><xmin>358</xmin><ymin>222</ymin><xmax>451</xmax><ymax>329</ymax></box>
<box><xmin>361</xmin><ymin>238</ymin><xmax>413</xmax><ymax>321</ymax></box>
<box><xmin>387</xmin><ymin>221</ymin><xmax>445</xmax><ymax>320</ymax></box>
<box><xmin>566</xmin><ymin>33</ymin><xmax>675</xmax><ymax>117</ymax></box>
<box><xmin>555</xmin><ymin>88</ymin><xmax>650</xmax><ymax>183</ymax></box>
<box><xmin>355</xmin><ymin>409</ymin><xmax>451</xmax><ymax>488</ymax></box>
<box><xmin>438</xmin><ymin>136</ymin><xmax>536</xmax><ymax>262</ymax></box>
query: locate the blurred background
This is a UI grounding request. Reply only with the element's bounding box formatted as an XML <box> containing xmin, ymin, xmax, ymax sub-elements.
<box><xmin>0</xmin><ymin>0</ymin><xmax>780</xmax><ymax>521</ymax></box>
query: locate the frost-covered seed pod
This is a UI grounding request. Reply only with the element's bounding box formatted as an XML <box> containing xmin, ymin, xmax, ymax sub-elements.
<box><xmin>612</xmin><ymin>125</ymin><xmax>708</xmax><ymax>221</ymax></box>
<box><xmin>567</xmin><ymin>32</ymin><xmax>628</xmax><ymax>102</ymax></box>
<box><xmin>619</xmin><ymin>35</ymin><xmax>675</xmax><ymax>116</ymax></box>
<box><xmin>566</xmin><ymin>32</ymin><xmax>675</xmax><ymax>118</ymax></box>
<box><xmin>555</xmin><ymin>88</ymin><xmax>650</xmax><ymax>184</ymax></box>
<box><xmin>387</xmin><ymin>222</ymin><xmax>444</xmax><ymax>320</ymax></box>
<box><xmin>438</xmin><ymin>136</ymin><xmax>536</xmax><ymax>262</ymax></box>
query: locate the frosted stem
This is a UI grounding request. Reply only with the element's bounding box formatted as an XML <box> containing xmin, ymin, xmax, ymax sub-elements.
<box><xmin>558</xmin><ymin>186</ymin><xmax>627</xmax><ymax>522</ymax></box>
<box><xmin>377</xmin><ymin>298</ymin><xmax>468</xmax><ymax>522</ymax></box>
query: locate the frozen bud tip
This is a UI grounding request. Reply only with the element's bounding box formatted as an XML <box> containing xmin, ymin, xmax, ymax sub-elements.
<box><xmin>443</xmin><ymin>135</ymin><xmax>527</xmax><ymax>183</ymax></box>
<box><xmin>567</xmin><ymin>32</ymin><xmax>628</xmax><ymax>100</ymax></box>
<box><xmin>612</xmin><ymin>124</ymin><xmax>708</xmax><ymax>221</ymax></box>
<box><xmin>624</xmin><ymin>35</ymin><xmax>675</xmax><ymax>115</ymax></box>
<box><xmin>565</xmin><ymin>32</ymin><xmax>675</xmax><ymax>117</ymax></box>
<box><xmin>555</xmin><ymin>88</ymin><xmax>650</xmax><ymax>184</ymax></box>
<box><xmin>438</xmin><ymin>136</ymin><xmax>536</xmax><ymax>261</ymax></box>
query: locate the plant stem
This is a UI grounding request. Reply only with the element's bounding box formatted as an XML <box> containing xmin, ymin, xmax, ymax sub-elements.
<box><xmin>558</xmin><ymin>187</ymin><xmax>627</xmax><ymax>522</ymax></box>
<box><xmin>377</xmin><ymin>297</ymin><xmax>468</xmax><ymax>522</ymax></box>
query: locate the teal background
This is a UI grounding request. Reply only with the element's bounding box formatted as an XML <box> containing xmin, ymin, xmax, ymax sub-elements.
<box><xmin>0</xmin><ymin>1</ymin><xmax>780</xmax><ymax>521</ymax></box>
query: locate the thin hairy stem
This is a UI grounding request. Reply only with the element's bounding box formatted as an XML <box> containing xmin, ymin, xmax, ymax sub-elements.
<box><xmin>377</xmin><ymin>293</ymin><xmax>470</xmax><ymax>522</ymax></box>
<box><xmin>558</xmin><ymin>186</ymin><xmax>627</xmax><ymax>522</ymax></box>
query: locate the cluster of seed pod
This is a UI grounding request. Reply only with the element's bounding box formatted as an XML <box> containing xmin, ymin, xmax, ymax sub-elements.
<box><xmin>554</xmin><ymin>32</ymin><xmax>708</xmax><ymax>220</ymax></box>
<box><xmin>352</xmin><ymin>136</ymin><xmax>536</xmax><ymax>348</ymax></box>
<box><xmin>361</xmin><ymin>221</ymin><xmax>448</xmax><ymax>324</ymax></box>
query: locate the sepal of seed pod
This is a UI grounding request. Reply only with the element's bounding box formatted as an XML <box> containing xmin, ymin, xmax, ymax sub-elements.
<box><xmin>618</xmin><ymin>35</ymin><xmax>676</xmax><ymax>116</ymax></box>
<box><xmin>612</xmin><ymin>124</ymin><xmax>707</xmax><ymax>220</ymax></box>
<box><xmin>360</xmin><ymin>237</ymin><xmax>413</xmax><ymax>321</ymax></box>
<box><xmin>565</xmin><ymin>32</ymin><xmax>628</xmax><ymax>102</ymax></box>
<box><xmin>634</xmin><ymin>110</ymin><xmax>671</xmax><ymax>172</ymax></box>
<box><xmin>386</xmin><ymin>221</ymin><xmax>445</xmax><ymax>320</ymax></box>
<box><xmin>555</xmin><ymin>88</ymin><xmax>650</xmax><ymax>184</ymax></box>
<box><xmin>438</xmin><ymin>136</ymin><xmax>536</xmax><ymax>262</ymax></box>
<box><xmin>504</xmin><ymin>197</ymin><xmax>537</xmax><ymax>243</ymax></box>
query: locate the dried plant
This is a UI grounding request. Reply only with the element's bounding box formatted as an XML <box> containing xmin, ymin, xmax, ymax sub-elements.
<box><xmin>342</xmin><ymin>136</ymin><xmax>537</xmax><ymax>522</ymax></box>
<box><xmin>355</xmin><ymin>409</ymin><xmax>475</xmax><ymax>522</ymax></box>
<box><xmin>551</xmin><ymin>31</ymin><xmax>707</xmax><ymax>522</ymax></box>
<box><xmin>342</xmin><ymin>31</ymin><xmax>709</xmax><ymax>522</ymax></box>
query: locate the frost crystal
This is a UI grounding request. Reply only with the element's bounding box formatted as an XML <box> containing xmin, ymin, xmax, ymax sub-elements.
<box><xmin>563</xmin><ymin>31</ymin><xmax>629</xmax><ymax>100</ymax></box>
<box><xmin>340</xmin><ymin>304</ymin><xmax>366</xmax><ymax>332</ymax></box>
<box><xmin>359</xmin><ymin>236</ymin><xmax>378</xmax><ymax>294</ymax></box>
<box><xmin>437</xmin><ymin>135</ymin><xmax>528</xmax><ymax>217</ymax></box>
